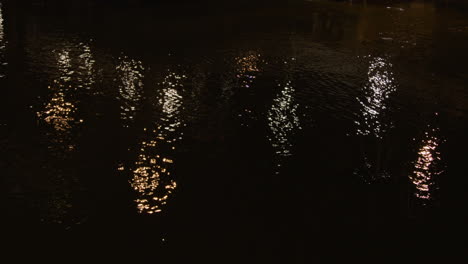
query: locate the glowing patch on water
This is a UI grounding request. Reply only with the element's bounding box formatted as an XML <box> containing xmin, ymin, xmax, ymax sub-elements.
<box><xmin>355</xmin><ymin>56</ymin><xmax>396</xmax><ymax>138</ymax></box>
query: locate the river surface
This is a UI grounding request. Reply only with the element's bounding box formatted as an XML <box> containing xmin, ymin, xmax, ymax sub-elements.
<box><xmin>1</xmin><ymin>0</ymin><xmax>467</xmax><ymax>261</ymax></box>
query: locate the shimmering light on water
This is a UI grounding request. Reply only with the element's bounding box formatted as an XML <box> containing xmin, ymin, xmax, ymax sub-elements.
<box><xmin>355</xmin><ymin>56</ymin><xmax>396</xmax><ymax>138</ymax></box>
<box><xmin>236</xmin><ymin>52</ymin><xmax>262</xmax><ymax>127</ymax></box>
<box><xmin>131</xmin><ymin>133</ymin><xmax>177</xmax><ymax>214</ymax></box>
<box><xmin>353</xmin><ymin>56</ymin><xmax>396</xmax><ymax>184</ymax></box>
<box><xmin>0</xmin><ymin>3</ymin><xmax>3</xmax><ymax>40</ymax></box>
<box><xmin>56</xmin><ymin>49</ymin><xmax>73</xmax><ymax>82</ymax></box>
<box><xmin>36</xmin><ymin>47</ymin><xmax>84</xmax><ymax>146</ymax></box>
<box><xmin>128</xmin><ymin>70</ymin><xmax>186</xmax><ymax>214</ymax></box>
<box><xmin>160</xmin><ymin>71</ymin><xmax>185</xmax><ymax>126</ymax></box>
<box><xmin>77</xmin><ymin>43</ymin><xmax>96</xmax><ymax>90</ymax></box>
<box><xmin>0</xmin><ymin>3</ymin><xmax>6</xmax><ymax>79</ymax></box>
<box><xmin>3</xmin><ymin>2</ymin><xmax>468</xmax><ymax>255</ymax></box>
<box><xmin>117</xmin><ymin>56</ymin><xmax>144</xmax><ymax>127</ymax></box>
<box><xmin>235</xmin><ymin>53</ymin><xmax>260</xmax><ymax>89</ymax></box>
<box><xmin>34</xmin><ymin>48</ymin><xmax>88</xmax><ymax>226</ymax></box>
<box><xmin>38</xmin><ymin>89</ymin><xmax>76</xmax><ymax>132</ymax></box>
<box><xmin>268</xmin><ymin>80</ymin><xmax>300</xmax><ymax>161</ymax></box>
<box><xmin>410</xmin><ymin>126</ymin><xmax>444</xmax><ymax>202</ymax></box>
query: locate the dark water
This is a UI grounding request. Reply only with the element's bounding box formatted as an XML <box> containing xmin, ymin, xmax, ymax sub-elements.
<box><xmin>1</xmin><ymin>0</ymin><xmax>468</xmax><ymax>261</ymax></box>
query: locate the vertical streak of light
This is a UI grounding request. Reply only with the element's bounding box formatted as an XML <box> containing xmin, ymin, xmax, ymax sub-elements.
<box><xmin>268</xmin><ymin>80</ymin><xmax>300</xmax><ymax>158</ymax></box>
<box><xmin>355</xmin><ymin>56</ymin><xmax>396</xmax><ymax>138</ymax></box>
<box><xmin>235</xmin><ymin>53</ymin><xmax>260</xmax><ymax>89</ymax></box>
<box><xmin>354</xmin><ymin>56</ymin><xmax>396</xmax><ymax>184</ymax></box>
<box><xmin>235</xmin><ymin>52</ymin><xmax>261</xmax><ymax>127</ymax></box>
<box><xmin>57</xmin><ymin>49</ymin><xmax>73</xmax><ymax>82</ymax></box>
<box><xmin>410</xmin><ymin>126</ymin><xmax>443</xmax><ymax>203</ymax></box>
<box><xmin>35</xmin><ymin>46</ymin><xmax>87</xmax><ymax>227</ymax></box>
<box><xmin>77</xmin><ymin>43</ymin><xmax>95</xmax><ymax>90</ymax></box>
<box><xmin>267</xmin><ymin>56</ymin><xmax>301</xmax><ymax>174</ymax></box>
<box><xmin>0</xmin><ymin>4</ymin><xmax>6</xmax><ymax>79</ymax></box>
<box><xmin>0</xmin><ymin>3</ymin><xmax>4</xmax><ymax>51</ymax></box>
<box><xmin>38</xmin><ymin>48</ymin><xmax>81</xmax><ymax>140</ymax></box>
<box><xmin>129</xmin><ymin>70</ymin><xmax>186</xmax><ymax>214</ymax></box>
<box><xmin>0</xmin><ymin>3</ymin><xmax>3</xmax><ymax>41</ymax></box>
<box><xmin>116</xmin><ymin>56</ymin><xmax>144</xmax><ymax>128</ymax></box>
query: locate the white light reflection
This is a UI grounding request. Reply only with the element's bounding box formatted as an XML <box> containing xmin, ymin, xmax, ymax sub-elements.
<box><xmin>355</xmin><ymin>56</ymin><xmax>396</xmax><ymax>138</ymax></box>
<box><xmin>267</xmin><ymin>80</ymin><xmax>301</xmax><ymax>163</ymax></box>
<box><xmin>116</xmin><ymin>56</ymin><xmax>144</xmax><ymax>128</ymax></box>
<box><xmin>0</xmin><ymin>3</ymin><xmax>5</xmax><ymax>76</ymax></box>
<box><xmin>128</xmin><ymin>70</ymin><xmax>186</xmax><ymax>214</ymax></box>
<box><xmin>77</xmin><ymin>43</ymin><xmax>96</xmax><ymax>90</ymax></box>
<box><xmin>160</xmin><ymin>71</ymin><xmax>184</xmax><ymax>127</ymax></box>
<box><xmin>49</xmin><ymin>41</ymin><xmax>96</xmax><ymax>89</ymax></box>
<box><xmin>354</xmin><ymin>56</ymin><xmax>396</xmax><ymax>184</ymax></box>
<box><xmin>410</xmin><ymin>126</ymin><xmax>444</xmax><ymax>202</ymax></box>
<box><xmin>0</xmin><ymin>3</ymin><xmax>4</xmax><ymax>43</ymax></box>
<box><xmin>35</xmin><ymin>46</ymin><xmax>89</xmax><ymax>227</ymax></box>
<box><xmin>37</xmin><ymin>47</ymin><xmax>86</xmax><ymax>140</ymax></box>
<box><xmin>56</xmin><ymin>49</ymin><xmax>73</xmax><ymax>82</ymax></box>
<box><xmin>39</xmin><ymin>42</ymin><xmax>95</xmax><ymax>131</ymax></box>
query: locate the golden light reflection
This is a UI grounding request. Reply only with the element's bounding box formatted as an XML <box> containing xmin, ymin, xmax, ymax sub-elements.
<box><xmin>37</xmin><ymin>48</ymin><xmax>87</xmax><ymax>132</ymax></box>
<box><xmin>35</xmin><ymin>47</ymin><xmax>88</xmax><ymax>227</ymax></box>
<box><xmin>130</xmin><ymin>134</ymin><xmax>178</xmax><ymax>214</ymax></box>
<box><xmin>37</xmin><ymin>90</ymin><xmax>76</xmax><ymax>131</ymax></box>
<box><xmin>127</xmin><ymin>71</ymin><xmax>186</xmax><ymax>214</ymax></box>
<box><xmin>268</xmin><ymin>80</ymin><xmax>301</xmax><ymax>160</ymax></box>
<box><xmin>235</xmin><ymin>52</ymin><xmax>262</xmax><ymax>127</ymax></box>
<box><xmin>36</xmin><ymin>83</ymin><xmax>82</xmax><ymax>155</ymax></box>
<box><xmin>235</xmin><ymin>52</ymin><xmax>260</xmax><ymax>89</ymax></box>
<box><xmin>116</xmin><ymin>56</ymin><xmax>144</xmax><ymax>127</ymax></box>
<box><xmin>410</xmin><ymin>126</ymin><xmax>443</xmax><ymax>202</ymax></box>
<box><xmin>355</xmin><ymin>56</ymin><xmax>396</xmax><ymax>138</ymax></box>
